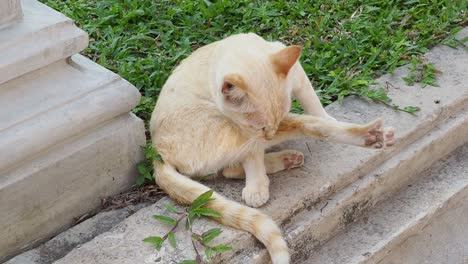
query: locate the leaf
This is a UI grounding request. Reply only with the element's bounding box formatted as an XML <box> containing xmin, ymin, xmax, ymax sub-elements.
<box><xmin>402</xmin><ymin>106</ymin><xmax>420</xmax><ymax>113</ymax></box>
<box><xmin>403</xmin><ymin>76</ymin><xmax>415</xmax><ymax>86</ymax></box>
<box><xmin>137</xmin><ymin>163</ymin><xmax>147</xmax><ymax>174</ymax></box>
<box><xmin>164</xmin><ymin>204</ymin><xmax>178</xmax><ymax>214</ymax></box>
<box><xmin>136</xmin><ymin>174</ymin><xmax>145</xmax><ymax>186</ymax></box>
<box><xmin>201</xmin><ymin>228</ymin><xmax>222</xmax><ymax>244</ymax></box>
<box><xmin>189</xmin><ymin>190</ymin><xmax>215</xmax><ymax>210</ymax></box>
<box><xmin>205</xmin><ymin>247</ymin><xmax>214</xmax><ymax>259</ymax></box>
<box><xmin>143</xmin><ymin>171</ymin><xmax>153</xmax><ymax>180</ymax></box>
<box><xmin>168</xmin><ymin>232</ymin><xmax>176</xmax><ymax>248</ymax></box>
<box><xmin>178</xmin><ymin>260</ymin><xmax>197</xmax><ymax>264</ymax></box>
<box><xmin>143</xmin><ymin>236</ymin><xmax>164</xmax><ymax>250</ymax></box>
<box><xmin>152</xmin><ymin>215</ymin><xmax>177</xmax><ymax>226</ymax></box>
<box><xmin>211</xmin><ymin>245</ymin><xmax>233</xmax><ymax>253</ymax></box>
<box><xmin>192</xmin><ymin>208</ymin><xmax>221</xmax><ymax>218</ymax></box>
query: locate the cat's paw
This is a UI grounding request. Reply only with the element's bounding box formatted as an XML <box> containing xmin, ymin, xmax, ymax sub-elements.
<box><xmin>282</xmin><ymin>150</ymin><xmax>304</xmax><ymax>170</ymax></box>
<box><xmin>363</xmin><ymin>119</ymin><xmax>395</xmax><ymax>149</ymax></box>
<box><xmin>242</xmin><ymin>184</ymin><xmax>270</xmax><ymax>207</ymax></box>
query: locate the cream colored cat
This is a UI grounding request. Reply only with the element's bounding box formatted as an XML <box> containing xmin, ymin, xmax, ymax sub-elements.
<box><xmin>150</xmin><ymin>33</ymin><xmax>394</xmax><ymax>264</ymax></box>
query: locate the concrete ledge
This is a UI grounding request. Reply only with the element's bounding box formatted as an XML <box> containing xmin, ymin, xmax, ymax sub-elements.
<box><xmin>51</xmin><ymin>29</ymin><xmax>468</xmax><ymax>264</ymax></box>
<box><xmin>0</xmin><ymin>55</ymin><xmax>141</xmax><ymax>173</ymax></box>
<box><xmin>278</xmin><ymin>103</ymin><xmax>467</xmax><ymax>263</ymax></box>
<box><xmin>0</xmin><ymin>113</ymin><xmax>145</xmax><ymax>261</ymax></box>
<box><xmin>0</xmin><ymin>0</ymin><xmax>88</xmax><ymax>85</ymax></box>
<box><xmin>6</xmin><ymin>204</ymin><xmax>150</xmax><ymax>264</ymax></box>
<box><xmin>303</xmin><ymin>144</ymin><xmax>468</xmax><ymax>264</ymax></box>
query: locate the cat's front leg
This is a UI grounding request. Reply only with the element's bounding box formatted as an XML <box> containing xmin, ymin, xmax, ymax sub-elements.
<box><xmin>291</xmin><ymin>63</ymin><xmax>336</xmax><ymax>121</ymax></box>
<box><xmin>241</xmin><ymin>150</ymin><xmax>270</xmax><ymax>207</ymax></box>
<box><xmin>277</xmin><ymin>113</ymin><xmax>395</xmax><ymax>148</ymax></box>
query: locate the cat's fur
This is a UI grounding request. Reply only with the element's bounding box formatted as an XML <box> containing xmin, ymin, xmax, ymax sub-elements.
<box><xmin>150</xmin><ymin>33</ymin><xmax>394</xmax><ymax>264</ymax></box>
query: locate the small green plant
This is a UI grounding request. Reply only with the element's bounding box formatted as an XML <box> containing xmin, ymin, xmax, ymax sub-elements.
<box><xmin>403</xmin><ymin>56</ymin><xmax>441</xmax><ymax>87</ymax></box>
<box><xmin>355</xmin><ymin>87</ymin><xmax>420</xmax><ymax>114</ymax></box>
<box><xmin>143</xmin><ymin>190</ymin><xmax>232</xmax><ymax>264</ymax></box>
<box><xmin>136</xmin><ymin>142</ymin><xmax>161</xmax><ymax>186</ymax></box>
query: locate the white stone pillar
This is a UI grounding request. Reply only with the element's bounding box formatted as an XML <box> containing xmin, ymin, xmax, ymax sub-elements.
<box><xmin>0</xmin><ymin>0</ymin><xmax>22</xmax><ymax>29</ymax></box>
<box><xmin>0</xmin><ymin>0</ymin><xmax>145</xmax><ymax>261</ymax></box>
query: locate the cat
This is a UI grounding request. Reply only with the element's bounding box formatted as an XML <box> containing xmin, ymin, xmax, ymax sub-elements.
<box><xmin>150</xmin><ymin>33</ymin><xmax>394</xmax><ymax>264</ymax></box>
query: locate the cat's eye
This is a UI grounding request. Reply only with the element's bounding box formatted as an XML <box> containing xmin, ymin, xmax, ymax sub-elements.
<box><xmin>222</xmin><ymin>81</ymin><xmax>234</xmax><ymax>94</ymax></box>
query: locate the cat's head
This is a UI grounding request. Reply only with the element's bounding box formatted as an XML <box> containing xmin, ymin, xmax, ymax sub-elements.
<box><xmin>214</xmin><ymin>35</ymin><xmax>301</xmax><ymax>140</ymax></box>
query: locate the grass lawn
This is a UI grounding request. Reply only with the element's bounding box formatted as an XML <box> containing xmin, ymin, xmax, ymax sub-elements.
<box><xmin>40</xmin><ymin>0</ymin><xmax>466</xmax><ymax>122</ymax></box>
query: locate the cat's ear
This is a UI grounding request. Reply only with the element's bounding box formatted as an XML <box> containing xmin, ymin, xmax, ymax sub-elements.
<box><xmin>270</xmin><ymin>45</ymin><xmax>302</xmax><ymax>76</ymax></box>
<box><xmin>221</xmin><ymin>74</ymin><xmax>250</xmax><ymax>110</ymax></box>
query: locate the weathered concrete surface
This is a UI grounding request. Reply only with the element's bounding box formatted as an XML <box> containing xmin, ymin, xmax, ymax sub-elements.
<box><xmin>51</xmin><ymin>29</ymin><xmax>468</xmax><ymax>264</ymax></box>
<box><xmin>302</xmin><ymin>144</ymin><xmax>468</xmax><ymax>264</ymax></box>
<box><xmin>380</xmin><ymin>189</ymin><xmax>468</xmax><ymax>264</ymax></box>
<box><xmin>0</xmin><ymin>0</ymin><xmax>88</xmax><ymax>85</ymax></box>
<box><xmin>0</xmin><ymin>0</ymin><xmax>22</xmax><ymax>29</ymax></box>
<box><xmin>0</xmin><ymin>55</ymin><xmax>141</xmax><ymax>173</ymax></box>
<box><xmin>237</xmin><ymin>102</ymin><xmax>468</xmax><ymax>264</ymax></box>
<box><xmin>6</xmin><ymin>204</ymin><xmax>149</xmax><ymax>264</ymax></box>
<box><xmin>0</xmin><ymin>113</ymin><xmax>145</xmax><ymax>261</ymax></box>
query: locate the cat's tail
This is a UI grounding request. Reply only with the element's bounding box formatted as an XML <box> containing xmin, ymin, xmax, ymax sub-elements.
<box><xmin>154</xmin><ymin>161</ymin><xmax>289</xmax><ymax>264</ymax></box>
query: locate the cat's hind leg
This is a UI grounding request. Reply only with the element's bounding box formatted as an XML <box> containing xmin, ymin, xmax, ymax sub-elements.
<box><xmin>223</xmin><ymin>149</ymin><xmax>304</xmax><ymax>179</ymax></box>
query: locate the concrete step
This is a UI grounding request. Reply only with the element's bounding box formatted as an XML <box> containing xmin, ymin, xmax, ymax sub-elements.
<box><xmin>0</xmin><ymin>54</ymin><xmax>139</xmax><ymax>173</ymax></box>
<box><xmin>302</xmin><ymin>144</ymin><xmax>468</xmax><ymax>264</ymax></box>
<box><xmin>6</xmin><ymin>201</ymin><xmax>151</xmax><ymax>264</ymax></box>
<box><xmin>43</xmin><ymin>28</ymin><xmax>467</xmax><ymax>264</ymax></box>
<box><xmin>0</xmin><ymin>113</ymin><xmax>145</xmax><ymax>261</ymax></box>
<box><xmin>0</xmin><ymin>0</ymin><xmax>88</xmax><ymax>85</ymax></box>
<box><xmin>234</xmin><ymin>99</ymin><xmax>468</xmax><ymax>264</ymax></box>
<box><xmin>0</xmin><ymin>54</ymin><xmax>145</xmax><ymax>260</ymax></box>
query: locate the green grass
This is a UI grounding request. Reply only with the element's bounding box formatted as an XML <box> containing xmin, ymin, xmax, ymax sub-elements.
<box><xmin>40</xmin><ymin>0</ymin><xmax>466</xmax><ymax>123</ymax></box>
<box><xmin>402</xmin><ymin>56</ymin><xmax>441</xmax><ymax>87</ymax></box>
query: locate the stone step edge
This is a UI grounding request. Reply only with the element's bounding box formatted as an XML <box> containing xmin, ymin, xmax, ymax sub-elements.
<box><xmin>0</xmin><ymin>0</ymin><xmax>88</xmax><ymax>85</ymax></box>
<box><xmin>0</xmin><ymin>55</ymin><xmax>121</xmax><ymax>133</ymax></box>
<box><xmin>1</xmin><ymin>113</ymin><xmax>145</xmax><ymax>262</ymax></box>
<box><xmin>5</xmin><ymin>203</ymin><xmax>151</xmax><ymax>264</ymax></box>
<box><xmin>0</xmin><ymin>55</ymin><xmax>141</xmax><ymax>176</ymax></box>
<box><xmin>228</xmin><ymin>104</ymin><xmax>468</xmax><ymax>263</ymax></box>
<box><xmin>303</xmin><ymin>144</ymin><xmax>468</xmax><ymax>264</ymax></box>
<box><xmin>220</xmin><ymin>93</ymin><xmax>468</xmax><ymax>262</ymax></box>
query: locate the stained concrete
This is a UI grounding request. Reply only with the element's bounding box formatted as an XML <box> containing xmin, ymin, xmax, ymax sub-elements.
<box><xmin>379</xmin><ymin>191</ymin><xmax>468</xmax><ymax>264</ymax></box>
<box><xmin>302</xmin><ymin>144</ymin><xmax>468</xmax><ymax>264</ymax></box>
<box><xmin>6</xmin><ymin>204</ymin><xmax>149</xmax><ymax>264</ymax></box>
<box><xmin>49</xmin><ymin>28</ymin><xmax>468</xmax><ymax>264</ymax></box>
